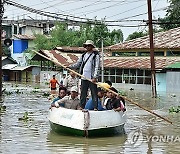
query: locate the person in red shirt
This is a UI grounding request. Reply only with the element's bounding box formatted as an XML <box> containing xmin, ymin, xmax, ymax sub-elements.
<box><xmin>49</xmin><ymin>75</ymin><xmax>60</xmax><ymax>94</ymax></box>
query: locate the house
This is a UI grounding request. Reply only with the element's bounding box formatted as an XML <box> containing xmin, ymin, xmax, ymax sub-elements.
<box><xmin>105</xmin><ymin>27</ymin><xmax>180</xmax><ymax>93</ymax></box>
<box><xmin>11</xmin><ymin>34</ymin><xmax>36</xmax><ymax>66</ymax></box>
<box><xmin>2</xmin><ymin>65</ymin><xmax>40</xmax><ymax>82</ymax></box>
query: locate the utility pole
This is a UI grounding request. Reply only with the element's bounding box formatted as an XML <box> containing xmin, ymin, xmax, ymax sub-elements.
<box><xmin>0</xmin><ymin>0</ymin><xmax>4</xmax><ymax>98</ymax></box>
<box><xmin>101</xmin><ymin>38</ymin><xmax>104</xmax><ymax>82</ymax></box>
<box><xmin>147</xmin><ymin>0</ymin><xmax>157</xmax><ymax>97</ymax></box>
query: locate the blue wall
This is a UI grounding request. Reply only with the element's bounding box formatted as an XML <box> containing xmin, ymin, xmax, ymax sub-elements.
<box><xmin>13</xmin><ymin>40</ymin><xmax>28</xmax><ymax>53</ymax></box>
<box><xmin>156</xmin><ymin>73</ymin><xmax>166</xmax><ymax>92</ymax></box>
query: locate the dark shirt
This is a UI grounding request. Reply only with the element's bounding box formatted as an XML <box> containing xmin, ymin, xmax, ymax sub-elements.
<box><xmin>106</xmin><ymin>97</ymin><xmax>125</xmax><ymax>110</ymax></box>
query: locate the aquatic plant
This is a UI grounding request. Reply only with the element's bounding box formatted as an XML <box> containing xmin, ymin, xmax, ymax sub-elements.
<box><xmin>169</xmin><ymin>106</ymin><xmax>180</xmax><ymax>113</ymax></box>
<box><xmin>0</xmin><ymin>105</ymin><xmax>6</xmax><ymax>112</ymax></box>
<box><xmin>4</xmin><ymin>91</ymin><xmax>13</xmax><ymax>95</ymax></box>
<box><xmin>15</xmin><ymin>89</ymin><xmax>22</xmax><ymax>94</ymax></box>
<box><xmin>45</xmin><ymin>82</ymin><xmax>49</xmax><ymax>85</ymax></box>
<box><xmin>31</xmin><ymin>90</ymin><xmax>38</xmax><ymax>93</ymax></box>
<box><xmin>18</xmin><ymin>111</ymin><xmax>29</xmax><ymax>121</ymax></box>
<box><xmin>42</xmin><ymin>92</ymin><xmax>50</xmax><ymax>97</ymax></box>
<box><xmin>34</xmin><ymin>87</ymin><xmax>40</xmax><ymax>89</ymax></box>
<box><xmin>118</xmin><ymin>90</ymin><xmax>127</xmax><ymax>96</ymax></box>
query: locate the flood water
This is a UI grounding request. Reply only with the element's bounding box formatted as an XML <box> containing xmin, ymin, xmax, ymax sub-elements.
<box><xmin>0</xmin><ymin>82</ymin><xmax>179</xmax><ymax>154</ymax></box>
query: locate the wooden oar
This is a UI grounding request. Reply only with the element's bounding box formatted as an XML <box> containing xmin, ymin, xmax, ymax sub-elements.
<box><xmin>34</xmin><ymin>50</ymin><xmax>173</xmax><ymax>124</ymax></box>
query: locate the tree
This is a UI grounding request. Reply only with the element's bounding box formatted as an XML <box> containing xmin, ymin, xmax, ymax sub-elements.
<box><xmin>126</xmin><ymin>31</ymin><xmax>147</xmax><ymax>41</ymax></box>
<box><xmin>159</xmin><ymin>0</ymin><xmax>180</xmax><ymax>30</ymax></box>
<box><xmin>33</xmin><ymin>22</ymin><xmax>124</xmax><ymax>50</ymax></box>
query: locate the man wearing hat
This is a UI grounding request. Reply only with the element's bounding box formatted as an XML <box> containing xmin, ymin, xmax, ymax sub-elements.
<box><xmin>70</xmin><ymin>40</ymin><xmax>100</xmax><ymax>110</ymax></box>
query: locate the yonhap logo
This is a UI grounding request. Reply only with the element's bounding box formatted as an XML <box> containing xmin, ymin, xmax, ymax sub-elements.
<box><xmin>127</xmin><ymin>129</ymin><xmax>144</xmax><ymax>147</ymax></box>
<box><xmin>127</xmin><ymin>128</ymin><xmax>180</xmax><ymax>147</ymax></box>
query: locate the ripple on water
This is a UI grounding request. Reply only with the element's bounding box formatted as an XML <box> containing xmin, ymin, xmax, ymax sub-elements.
<box><xmin>0</xmin><ymin>83</ymin><xmax>180</xmax><ymax>154</ymax></box>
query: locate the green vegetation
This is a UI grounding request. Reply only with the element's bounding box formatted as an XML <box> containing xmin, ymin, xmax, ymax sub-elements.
<box><xmin>34</xmin><ymin>87</ymin><xmax>40</xmax><ymax>89</ymax></box>
<box><xmin>169</xmin><ymin>106</ymin><xmax>180</xmax><ymax>113</ymax></box>
<box><xmin>0</xmin><ymin>105</ymin><xmax>6</xmax><ymax>112</ymax></box>
<box><xmin>159</xmin><ymin>0</ymin><xmax>180</xmax><ymax>30</ymax></box>
<box><xmin>118</xmin><ymin>90</ymin><xmax>127</xmax><ymax>96</ymax></box>
<box><xmin>42</xmin><ymin>92</ymin><xmax>50</xmax><ymax>97</ymax></box>
<box><xmin>18</xmin><ymin>112</ymin><xmax>29</xmax><ymax>121</ymax></box>
<box><xmin>33</xmin><ymin>21</ymin><xmax>123</xmax><ymax>50</ymax></box>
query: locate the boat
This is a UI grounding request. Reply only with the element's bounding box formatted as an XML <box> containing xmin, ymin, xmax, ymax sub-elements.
<box><xmin>48</xmin><ymin>107</ymin><xmax>127</xmax><ymax>137</ymax></box>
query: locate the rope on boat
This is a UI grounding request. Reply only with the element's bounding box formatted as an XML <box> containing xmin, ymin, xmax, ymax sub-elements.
<box><xmin>83</xmin><ymin>109</ymin><xmax>90</xmax><ymax>137</ymax></box>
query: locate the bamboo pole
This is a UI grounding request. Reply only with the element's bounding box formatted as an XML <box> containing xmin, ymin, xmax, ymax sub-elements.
<box><xmin>34</xmin><ymin>50</ymin><xmax>172</xmax><ymax>124</ymax></box>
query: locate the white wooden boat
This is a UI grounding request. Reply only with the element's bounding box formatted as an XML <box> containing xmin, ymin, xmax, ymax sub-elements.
<box><xmin>48</xmin><ymin>107</ymin><xmax>127</xmax><ymax>137</ymax></box>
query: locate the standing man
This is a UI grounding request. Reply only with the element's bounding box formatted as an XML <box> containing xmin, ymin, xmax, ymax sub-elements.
<box><xmin>63</xmin><ymin>71</ymin><xmax>78</xmax><ymax>94</ymax></box>
<box><xmin>49</xmin><ymin>75</ymin><xmax>60</xmax><ymax>94</ymax></box>
<box><xmin>70</xmin><ymin>40</ymin><xmax>101</xmax><ymax>110</ymax></box>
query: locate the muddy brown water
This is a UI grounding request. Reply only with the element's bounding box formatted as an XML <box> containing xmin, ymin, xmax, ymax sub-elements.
<box><xmin>0</xmin><ymin>82</ymin><xmax>179</xmax><ymax>154</ymax></box>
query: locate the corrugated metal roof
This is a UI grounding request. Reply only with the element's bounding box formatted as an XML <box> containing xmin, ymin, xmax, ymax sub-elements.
<box><xmin>2</xmin><ymin>64</ymin><xmax>18</xmax><ymax>70</ymax></box>
<box><xmin>166</xmin><ymin>62</ymin><xmax>180</xmax><ymax>68</ymax></box>
<box><xmin>54</xmin><ymin>46</ymin><xmax>99</xmax><ymax>53</ymax></box>
<box><xmin>106</xmin><ymin>27</ymin><xmax>180</xmax><ymax>50</ymax></box>
<box><xmin>10</xmin><ymin>65</ymin><xmax>32</xmax><ymax>71</ymax></box>
<box><xmin>40</xmin><ymin>50</ymin><xmax>180</xmax><ymax>69</ymax></box>
<box><xmin>13</xmin><ymin>34</ymin><xmax>36</xmax><ymax>40</ymax></box>
<box><xmin>2</xmin><ymin>56</ymin><xmax>7</xmax><ymax>60</ymax></box>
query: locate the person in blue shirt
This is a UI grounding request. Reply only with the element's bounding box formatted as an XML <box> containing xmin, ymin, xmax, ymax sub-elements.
<box><xmin>85</xmin><ymin>87</ymin><xmax>105</xmax><ymax>111</ymax></box>
<box><xmin>51</xmin><ymin>87</ymin><xmax>67</xmax><ymax>107</ymax></box>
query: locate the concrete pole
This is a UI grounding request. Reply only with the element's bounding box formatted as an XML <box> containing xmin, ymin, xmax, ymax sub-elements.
<box><xmin>101</xmin><ymin>38</ymin><xmax>104</xmax><ymax>82</ymax></box>
<box><xmin>147</xmin><ymin>0</ymin><xmax>157</xmax><ymax>97</ymax></box>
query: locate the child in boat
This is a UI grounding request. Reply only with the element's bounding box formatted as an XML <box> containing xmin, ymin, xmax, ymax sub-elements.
<box><xmin>51</xmin><ymin>87</ymin><xmax>67</xmax><ymax>107</ymax></box>
<box><xmin>54</xmin><ymin>86</ymin><xmax>80</xmax><ymax>110</ymax></box>
<box><xmin>105</xmin><ymin>87</ymin><xmax>126</xmax><ymax>112</ymax></box>
<box><xmin>85</xmin><ymin>87</ymin><xmax>105</xmax><ymax>111</ymax></box>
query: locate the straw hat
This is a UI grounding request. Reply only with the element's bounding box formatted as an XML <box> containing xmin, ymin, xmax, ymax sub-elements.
<box><xmin>83</xmin><ymin>40</ymin><xmax>95</xmax><ymax>48</ymax></box>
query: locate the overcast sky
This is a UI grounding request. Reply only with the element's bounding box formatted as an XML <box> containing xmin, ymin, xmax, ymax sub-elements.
<box><xmin>3</xmin><ymin>0</ymin><xmax>169</xmax><ymax>39</ymax></box>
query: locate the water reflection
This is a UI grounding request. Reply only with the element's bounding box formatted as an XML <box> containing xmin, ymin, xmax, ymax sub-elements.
<box><xmin>0</xmin><ymin>82</ymin><xmax>179</xmax><ymax>154</ymax></box>
<box><xmin>47</xmin><ymin>131</ymin><xmax>127</xmax><ymax>153</ymax></box>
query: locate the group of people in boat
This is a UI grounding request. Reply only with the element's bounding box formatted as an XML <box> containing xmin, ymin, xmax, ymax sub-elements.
<box><xmin>50</xmin><ymin>84</ymin><xmax>126</xmax><ymax>112</ymax></box>
<box><xmin>49</xmin><ymin>40</ymin><xmax>126</xmax><ymax>112</ymax></box>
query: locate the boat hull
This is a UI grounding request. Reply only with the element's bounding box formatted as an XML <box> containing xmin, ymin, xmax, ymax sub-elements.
<box><xmin>49</xmin><ymin>121</ymin><xmax>125</xmax><ymax>137</ymax></box>
<box><xmin>48</xmin><ymin>107</ymin><xmax>127</xmax><ymax>137</ymax></box>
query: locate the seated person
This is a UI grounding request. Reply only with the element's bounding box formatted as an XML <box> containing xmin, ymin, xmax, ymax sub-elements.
<box><xmin>54</xmin><ymin>86</ymin><xmax>80</xmax><ymax>110</ymax></box>
<box><xmin>105</xmin><ymin>87</ymin><xmax>126</xmax><ymax>112</ymax></box>
<box><xmin>51</xmin><ymin>87</ymin><xmax>67</xmax><ymax>107</ymax></box>
<box><xmin>85</xmin><ymin>87</ymin><xmax>105</xmax><ymax>111</ymax></box>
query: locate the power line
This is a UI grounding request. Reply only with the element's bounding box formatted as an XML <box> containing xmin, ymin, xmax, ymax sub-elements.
<box><xmin>4</xmin><ymin>0</ymin><xmax>173</xmax><ymax>27</ymax></box>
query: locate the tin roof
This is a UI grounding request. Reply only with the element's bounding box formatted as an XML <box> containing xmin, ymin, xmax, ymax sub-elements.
<box><xmin>13</xmin><ymin>34</ymin><xmax>36</xmax><ymax>40</ymax></box>
<box><xmin>54</xmin><ymin>46</ymin><xmax>99</xmax><ymax>53</ymax></box>
<box><xmin>39</xmin><ymin>50</ymin><xmax>180</xmax><ymax>69</ymax></box>
<box><xmin>106</xmin><ymin>27</ymin><xmax>180</xmax><ymax>51</ymax></box>
<box><xmin>2</xmin><ymin>64</ymin><xmax>18</xmax><ymax>70</ymax></box>
<box><xmin>10</xmin><ymin>65</ymin><xmax>33</xmax><ymax>71</ymax></box>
